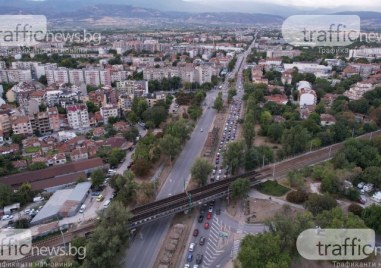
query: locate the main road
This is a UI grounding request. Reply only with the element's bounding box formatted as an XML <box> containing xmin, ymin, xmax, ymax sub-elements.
<box><xmin>123</xmin><ymin>36</ymin><xmax>258</xmax><ymax>268</ymax></box>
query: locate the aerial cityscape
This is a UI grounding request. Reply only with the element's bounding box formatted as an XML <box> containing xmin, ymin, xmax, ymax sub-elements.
<box><xmin>0</xmin><ymin>0</ymin><xmax>380</xmax><ymax>268</ymax></box>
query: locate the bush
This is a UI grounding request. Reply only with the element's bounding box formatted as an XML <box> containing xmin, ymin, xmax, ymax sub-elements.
<box><xmin>286</xmin><ymin>191</ymin><xmax>308</xmax><ymax>204</ymax></box>
<box><xmin>348</xmin><ymin>203</ymin><xmax>363</xmax><ymax>217</ymax></box>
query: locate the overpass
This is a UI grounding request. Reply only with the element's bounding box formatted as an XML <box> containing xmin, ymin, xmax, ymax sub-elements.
<box><xmin>127</xmin><ymin>130</ymin><xmax>381</xmax><ymax>229</ymax></box>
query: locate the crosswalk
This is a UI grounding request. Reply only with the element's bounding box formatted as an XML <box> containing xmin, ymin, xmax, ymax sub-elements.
<box><xmin>203</xmin><ymin>217</ymin><xmax>225</xmax><ymax>268</ymax></box>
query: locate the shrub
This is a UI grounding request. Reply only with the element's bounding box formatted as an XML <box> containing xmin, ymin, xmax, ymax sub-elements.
<box><xmin>348</xmin><ymin>203</ymin><xmax>363</xmax><ymax>217</ymax></box>
<box><xmin>286</xmin><ymin>190</ymin><xmax>308</xmax><ymax>204</ymax></box>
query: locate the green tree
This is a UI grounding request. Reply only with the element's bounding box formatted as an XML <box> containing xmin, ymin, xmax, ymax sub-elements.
<box><xmin>228</xmin><ymin>88</ymin><xmax>237</xmax><ymax>103</ymax></box>
<box><xmin>304</xmin><ymin>194</ymin><xmax>338</xmax><ymax>216</ymax></box>
<box><xmin>91</xmin><ymin>169</ymin><xmax>104</xmax><ymax>188</ymax></box>
<box><xmin>159</xmin><ymin>134</ymin><xmax>181</xmax><ymax>165</ymax></box>
<box><xmin>267</xmin><ymin>123</ymin><xmax>284</xmax><ymax>143</ymax></box>
<box><xmin>243</xmin><ymin>111</ymin><xmax>255</xmax><ymax>148</ymax></box>
<box><xmin>86</xmin><ymin>101</ymin><xmax>99</xmax><ymax>113</ymax></box>
<box><xmin>230</xmin><ymin>178</ymin><xmax>251</xmax><ymax>200</ymax></box>
<box><xmin>238</xmin><ymin>233</ymin><xmax>291</xmax><ymax>268</ymax></box>
<box><xmin>14</xmin><ymin>183</ymin><xmax>33</xmax><ymax>205</ymax></box>
<box><xmin>123</xmin><ymin>127</ymin><xmax>139</xmax><ymax>142</ymax></box>
<box><xmin>28</xmin><ymin>162</ymin><xmax>47</xmax><ymax>171</ymax></box>
<box><xmin>223</xmin><ymin>141</ymin><xmax>245</xmax><ymax>174</ymax></box>
<box><xmin>191</xmin><ymin>158</ymin><xmax>214</xmax><ymax>186</ymax></box>
<box><xmin>213</xmin><ymin>92</ymin><xmax>224</xmax><ymax>112</ymax></box>
<box><xmin>316</xmin><ymin>207</ymin><xmax>366</xmax><ymax>228</ymax></box>
<box><xmin>281</xmin><ymin>126</ymin><xmax>311</xmax><ymax>155</ymax></box>
<box><xmin>361</xmin><ymin>204</ymin><xmax>381</xmax><ymax>234</ymax></box>
<box><xmin>0</xmin><ymin>183</ymin><xmax>13</xmax><ymax>207</ymax></box>
<box><xmin>110</xmin><ymin>171</ymin><xmax>138</xmax><ymax>205</ymax></box>
<box><xmin>83</xmin><ymin>201</ymin><xmax>131</xmax><ymax>268</ymax></box>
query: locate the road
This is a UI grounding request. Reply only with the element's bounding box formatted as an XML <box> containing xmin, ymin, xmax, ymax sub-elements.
<box><xmin>124</xmin><ymin>36</ymin><xmax>258</xmax><ymax>268</ymax></box>
<box><xmin>179</xmin><ymin>34</ymin><xmax>259</xmax><ymax>268</ymax></box>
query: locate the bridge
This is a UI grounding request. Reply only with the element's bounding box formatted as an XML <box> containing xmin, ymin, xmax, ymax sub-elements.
<box><xmin>126</xmin><ymin>130</ymin><xmax>381</xmax><ymax>229</ymax></box>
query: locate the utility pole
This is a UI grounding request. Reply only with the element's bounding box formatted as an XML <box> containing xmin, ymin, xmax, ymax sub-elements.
<box><xmin>272</xmin><ymin>163</ymin><xmax>275</xmax><ymax>178</ymax></box>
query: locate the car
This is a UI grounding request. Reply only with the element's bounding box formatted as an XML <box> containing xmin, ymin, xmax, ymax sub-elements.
<box><xmin>200</xmin><ymin>128</ymin><xmax>203</xmax><ymax>132</ymax></box>
<box><xmin>212</xmin><ymin>169</ymin><xmax>216</xmax><ymax>174</ymax></box>
<box><xmin>96</xmin><ymin>194</ymin><xmax>104</xmax><ymax>202</ymax></box>
<box><xmin>1</xmin><ymin>215</ymin><xmax>10</xmax><ymax>221</ymax></box>
<box><xmin>193</xmin><ymin>229</ymin><xmax>199</xmax><ymax>237</ymax></box>
<box><xmin>184</xmin><ymin>264</ymin><xmax>190</xmax><ymax>268</ymax></box>
<box><xmin>216</xmin><ymin>176</ymin><xmax>220</xmax><ymax>181</ymax></box>
<box><xmin>208</xmin><ymin>206</ymin><xmax>213</xmax><ymax>213</ymax></box>
<box><xmin>216</xmin><ymin>208</ymin><xmax>221</xmax><ymax>215</ymax></box>
<box><xmin>218</xmin><ymin>169</ymin><xmax>222</xmax><ymax>174</ymax></box>
<box><xmin>199</xmin><ymin>236</ymin><xmax>206</xmax><ymax>246</ymax></box>
<box><xmin>196</xmin><ymin>254</ymin><xmax>203</xmax><ymax>264</ymax></box>
<box><xmin>193</xmin><ymin>265</ymin><xmax>198</xmax><ymax>268</ymax></box>
<box><xmin>189</xmin><ymin>242</ymin><xmax>196</xmax><ymax>252</ymax></box>
<box><xmin>187</xmin><ymin>253</ymin><xmax>193</xmax><ymax>262</ymax></box>
<box><xmin>198</xmin><ymin>215</ymin><xmax>204</xmax><ymax>223</ymax></box>
<box><xmin>24</xmin><ymin>209</ymin><xmax>31</xmax><ymax>215</ymax></box>
<box><xmin>204</xmin><ymin>222</ymin><xmax>209</xmax><ymax>229</ymax></box>
<box><xmin>207</xmin><ymin>212</ymin><xmax>212</xmax><ymax>220</ymax></box>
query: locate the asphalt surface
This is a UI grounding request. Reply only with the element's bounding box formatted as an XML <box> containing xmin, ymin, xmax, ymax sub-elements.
<box><xmin>124</xmin><ymin>38</ymin><xmax>258</xmax><ymax>268</ymax></box>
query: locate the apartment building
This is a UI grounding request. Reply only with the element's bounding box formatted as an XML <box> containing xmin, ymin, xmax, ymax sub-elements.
<box><xmin>12</xmin><ymin>116</ymin><xmax>33</xmax><ymax>135</ymax></box>
<box><xmin>48</xmin><ymin>107</ymin><xmax>60</xmax><ymax>132</ymax></box>
<box><xmin>100</xmin><ymin>105</ymin><xmax>119</xmax><ymax>125</ymax></box>
<box><xmin>66</xmin><ymin>104</ymin><xmax>90</xmax><ymax>130</ymax></box>
<box><xmin>116</xmin><ymin>80</ymin><xmax>148</xmax><ymax>96</ymax></box>
<box><xmin>69</xmin><ymin>69</ymin><xmax>85</xmax><ymax>85</ymax></box>
<box><xmin>0</xmin><ymin>114</ymin><xmax>11</xmax><ymax>133</ymax></box>
<box><xmin>29</xmin><ymin>112</ymin><xmax>52</xmax><ymax>135</ymax></box>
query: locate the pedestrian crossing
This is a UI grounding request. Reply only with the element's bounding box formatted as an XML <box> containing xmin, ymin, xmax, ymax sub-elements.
<box><xmin>203</xmin><ymin>217</ymin><xmax>225</xmax><ymax>268</ymax></box>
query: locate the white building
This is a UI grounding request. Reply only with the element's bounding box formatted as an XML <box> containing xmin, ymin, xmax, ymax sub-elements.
<box><xmin>297</xmin><ymin>81</ymin><xmax>316</xmax><ymax>108</ymax></box>
<box><xmin>284</xmin><ymin>63</ymin><xmax>332</xmax><ymax>77</ymax></box>
<box><xmin>66</xmin><ymin>104</ymin><xmax>90</xmax><ymax>130</ymax></box>
<box><xmin>69</xmin><ymin>69</ymin><xmax>85</xmax><ymax>85</ymax></box>
<box><xmin>100</xmin><ymin>105</ymin><xmax>119</xmax><ymax>125</ymax></box>
<box><xmin>84</xmin><ymin>70</ymin><xmax>101</xmax><ymax>86</ymax></box>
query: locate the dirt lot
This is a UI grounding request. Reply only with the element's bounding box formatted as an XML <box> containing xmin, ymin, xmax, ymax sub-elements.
<box><xmin>154</xmin><ymin>210</ymin><xmax>197</xmax><ymax>268</ymax></box>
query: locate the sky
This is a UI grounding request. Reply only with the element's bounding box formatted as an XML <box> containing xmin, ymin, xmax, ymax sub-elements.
<box><xmin>184</xmin><ymin>0</ymin><xmax>381</xmax><ymax>9</ymax></box>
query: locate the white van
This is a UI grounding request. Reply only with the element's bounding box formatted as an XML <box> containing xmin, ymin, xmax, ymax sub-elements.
<box><xmin>103</xmin><ymin>200</ymin><xmax>111</xmax><ymax>208</ymax></box>
<box><xmin>79</xmin><ymin>204</ymin><xmax>86</xmax><ymax>213</ymax></box>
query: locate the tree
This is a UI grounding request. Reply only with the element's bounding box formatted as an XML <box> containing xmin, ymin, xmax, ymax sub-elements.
<box><xmin>131</xmin><ymin>159</ymin><xmax>152</xmax><ymax>177</ymax></box>
<box><xmin>159</xmin><ymin>134</ymin><xmax>181</xmax><ymax>165</ymax></box>
<box><xmin>142</xmin><ymin>105</ymin><xmax>168</xmax><ymax>127</ymax></box>
<box><xmin>223</xmin><ymin>141</ymin><xmax>245</xmax><ymax>174</ymax></box>
<box><xmin>287</xmin><ymin>171</ymin><xmax>305</xmax><ymax>190</ymax></box>
<box><xmin>14</xmin><ymin>183</ymin><xmax>33</xmax><ymax>205</ymax></box>
<box><xmin>238</xmin><ymin>233</ymin><xmax>291</xmax><ymax>268</ymax></box>
<box><xmin>14</xmin><ymin>218</ymin><xmax>30</xmax><ymax>229</ymax></box>
<box><xmin>260</xmin><ymin>111</ymin><xmax>272</xmax><ymax>125</ymax></box>
<box><xmin>304</xmin><ymin>194</ymin><xmax>338</xmax><ymax>216</ymax></box>
<box><xmin>267</xmin><ymin>123</ymin><xmax>284</xmax><ymax>143</ymax></box>
<box><xmin>360</xmin><ymin>166</ymin><xmax>381</xmax><ymax>188</ymax></box>
<box><xmin>28</xmin><ymin>162</ymin><xmax>47</xmax><ymax>171</ymax></box>
<box><xmin>286</xmin><ymin>191</ymin><xmax>308</xmax><ymax>204</ymax></box>
<box><xmin>361</xmin><ymin>204</ymin><xmax>381</xmax><ymax>234</ymax></box>
<box><xmin>86</xmin><ymin>101</ymin><xmax>99</xmax><ymax>113</ymax></box>
<box><xmin>131</xmin><ymin>98</ymin><xmax>149</xmax><ymax>118</ymax></box>
<box><xmin>91</xmin><ymin>169</ymin><xmax>104</xmax><ymax>188</ymax></box>
<box><xmin>243</xmin><ymin>111</ymin><xmax>255</xmax><ymax>148</ymax></box>
<box><xmin>228</xmin><ymin>88</ymin><xmax>236</xmax><ymax>103</ymax></box>
<box><xmin>191</xmin><ymin>158</ymin><xmax>213</xmax><ymax>186</ymax></box>
<box><xmin>230</xmin><ymin>178</ymin><xmax>250</xmax><ymax>200</ymax></box>
<box><xmin>266</xmin><ymin>206</ymin><xmax>314</xmax><ymax>253</ymax></box>
<box><xmin>213</xmin><ymin>92</ymin><xmax>224</xmax><ymax>112</ymax></box>
<box><xmin>108</xmin><ymin>148</ymin><xmax>125</xmax><ymax>168</ymax></box>
<box><xmin>281</xmin><ymin>126</ymin><xmax>310</xmax><ymax>155</ymax></box>
<box><xmin>38</xmin><ymin>75</ymin><xmax>47</xmax><ymax>85</ymax></box>
<box><xmin>348</xmin><ymin>203</ymin><xmax>364</xmax><ymax>217</ymax></box>
<box><xmin>124</xmin><ymin>127</ymin><xmax>139</xmax><ymax>143</ymax></box>
<box><xmin>0</xmin><ymin>183</ymin><xmax>13</xmax><ymax>207</ymax></box>
<box><xmin>83</xmin><ymin>201</ymin><xmax>131</xmax><ymax>268</ymax></box>
<box><xmin>316</xmin><ymin>207</ymin><xmax>366</xmax><ymax>228</ymax></box>
<box><xmin>11</xmin><ymin>134</ymin><xmax>24</xmax><ymax>145</ymax></box>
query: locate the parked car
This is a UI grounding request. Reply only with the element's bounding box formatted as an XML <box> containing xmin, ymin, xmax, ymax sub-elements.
<box><xmin>187</xmin><ymin>253</ymin><xmax>193</xmax><ymax>262</ymax></box>
<box><xmin>198</xmin><ymin>215</ymin><xmax>204</xmax><ymax>223</ymax></box>
<box><xmin>193</xmin><ymin>229</ymin><xmax>199</xmax><ymax>237</ymax></box>
<box><xmin>204</xmin><ymin>222</ymin><xmax>209</xmax><ymax>229</ymax></box>
<box><xmin>199</xmin><ymin>236</ymin><xmax>206</xmax><ymax>246</ymax></box>
<box><xmin>196</xmin><ymin>254</ymin><xmax>203</xmax><ymax>265</ymax></box>
<box><xmin>189</xmin><ymin>243</ymin><xmax>196</xmax><ymax>252</ymax></box>
<box><xmin>207</xmin><ymin>212</ymin><xmax>212</xmax><ymax>220</ymax></box>
<box><xmin>96</xmin><ymin>194</ymin><xmax>104</xmax><ymax>202</ymax></box>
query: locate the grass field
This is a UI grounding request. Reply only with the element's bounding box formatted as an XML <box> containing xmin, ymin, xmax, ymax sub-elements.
<box><xmin>255</xmin><ymin>180</ymin><xmax>290</xmax><ymax>197</ymax></box>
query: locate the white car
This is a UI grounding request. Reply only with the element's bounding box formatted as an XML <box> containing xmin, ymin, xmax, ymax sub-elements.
<box><xmin>1</xmin><ymin>215</ymin><xmax>10</xmax><ymax>221</ymax></box>
<box><xmin>24</xmin><ymin>209</ymin><xmax>31</xmax><ymax>215</ymax></box>
<box><xmin>218</xmin><ymin>169</ymin><xmax>222</xmax><ymax>174</ymax></box>
<box><xmin>189</xmin><ymin>243</ymin><xmax>196</xmax><ymax>252</ymax></box>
